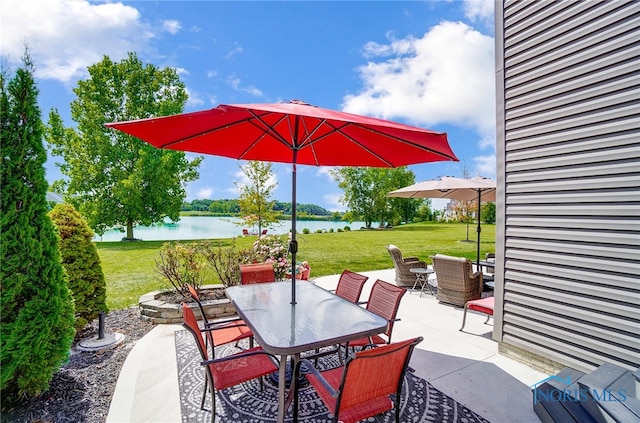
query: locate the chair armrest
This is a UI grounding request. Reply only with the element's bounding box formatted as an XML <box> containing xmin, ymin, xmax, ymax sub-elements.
<box><xmin>199</xmin><ymin>320</ymin><xmax>250</xmax><ymax>334</ymax></box>
<box><xmin>203</xmin><ymin>317</ymin><xmax>246</xmax><ymax>329</ymax></box>
<box><xmin>403</xmin><ymin>259</ymin><xmax>427</xmax><ymax>267</ymax></box>
<box><xmin>297</xmin><ymin>358</ymin><xmax>339</xmax><ymax>398</ymax></box>
<box><xmin>403</xmin><ymin>256</ymin><xmax>420</xmax><ymax>262</ymax></box>
<box><xmin>202</xmin><ymin>348</ymin><xmax>277</xmax><ymax>366</ymax></box>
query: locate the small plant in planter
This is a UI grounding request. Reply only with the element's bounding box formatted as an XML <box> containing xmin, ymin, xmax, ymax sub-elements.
<box><xmin>155</xmin><ymin>241</ymin><xmax>207</xmax><ymax>299</ymax></box>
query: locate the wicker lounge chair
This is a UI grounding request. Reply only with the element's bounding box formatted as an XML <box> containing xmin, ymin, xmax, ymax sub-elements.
<box><xmin>484</xmin><ymin>253</ymin><xmax>496</xmax><ymax>273</ymax></box>
<box><xmin>431</xmin><ymin>254</ymin><xmax>483</xmax><ymax>307</ymax></box>
<box><xmin>386</xmin><ymin>244</ymin><xmax>428</xmax><ymax>287</ymax></box>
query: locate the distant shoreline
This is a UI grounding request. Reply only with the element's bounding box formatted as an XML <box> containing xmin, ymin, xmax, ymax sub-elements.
<box><xmin>94</xmin><ymin>215</ymin><xmax>364</xmax><ymax>242</ymax></box>
<box><xmin>179</xmin><ymin>211</ymin><xmax>344</xmax><ymax>222</ymax></box>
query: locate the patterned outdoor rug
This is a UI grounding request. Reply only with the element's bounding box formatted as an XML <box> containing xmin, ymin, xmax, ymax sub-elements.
<box><xmin>175</xmin><ymin>330</ymin><xmax>490</xmax><ymax>423</ymax></box>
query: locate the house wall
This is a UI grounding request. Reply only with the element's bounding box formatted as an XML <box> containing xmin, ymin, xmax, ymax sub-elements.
<box><xmin>494</xmin><ymin>0</ymin><xmax>640</xmax><ymax>373</ymax></box>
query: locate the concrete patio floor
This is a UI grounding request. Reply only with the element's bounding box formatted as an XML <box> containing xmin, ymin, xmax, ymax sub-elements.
<box><xmin>106</xmin><ymin>268</ymin><xmax>547</xmax><ymax>423</ymax></box>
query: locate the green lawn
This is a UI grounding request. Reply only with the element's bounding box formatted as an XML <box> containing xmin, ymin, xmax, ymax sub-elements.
<box><xmin>97</xmin><ymin>221</ymin><xmax>495</xmax><ymax>310</ymax></box>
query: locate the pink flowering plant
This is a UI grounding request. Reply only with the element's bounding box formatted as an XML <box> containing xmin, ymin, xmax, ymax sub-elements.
<box><xmin>252</xmin><ymin>235</ymin><xmax>291</xmax><ymax>280</ymax></box>
<box><xmin>296</xmin><ymin>261</ymin><xmax>310</xmax><ymax>274</ymax></box>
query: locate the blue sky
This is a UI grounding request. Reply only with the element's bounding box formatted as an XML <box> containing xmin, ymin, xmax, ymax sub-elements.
<box><xmin>2</xmin><ymin>0</ymin><xmax>496</xmax><ymax>212</ymax></box>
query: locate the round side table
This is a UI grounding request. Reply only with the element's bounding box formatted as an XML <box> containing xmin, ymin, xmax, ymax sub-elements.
<box><xmin>409</xmin><ymin>268</ymin><xmax>435</xmax><ymax>297</ymax></box>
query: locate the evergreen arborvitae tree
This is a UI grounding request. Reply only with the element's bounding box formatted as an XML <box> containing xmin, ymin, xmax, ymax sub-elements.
<box><xmin>0</xmin><ymin>55</ymin><xmax>76</xmax><ymax>404</ymax></box>
<box><xmin>49</xmin><ymin>203</ymin><xmax>108</xmax><ymax>331</ymax></box>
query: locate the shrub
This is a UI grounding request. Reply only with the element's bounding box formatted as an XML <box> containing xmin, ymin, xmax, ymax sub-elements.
<box><xmin>343</xmin><ymin>226</ymin><xmax>351</xmax><ymax>231</ymax></box>
<box><xmin>49</xmin><ymin>204</ymin><xmax>108</xmax><ymax>331</ymax></box>
<box><xmin>302</xmin><ymin>228</ymin><xmax>310</xmax><ymax>234</ymax></box>
<box><xmin>156</xmin><ymin>241</ymin><xmax>208</xmax><ymax>298</ymax></box>
<box><xmin>204</xmin><ymin>240</ymin><xmax>256</xmax><ymax>287</ymax></box>
<box><xmin>316</xmin><ymin>229</ymin><xmax>323</xmax><ymax>233</ymax></box>
<box><xmin>1</xmin><ymin>58</ymin><xmax>75</xmax><ymax>404</ymax></box>
<box><xmin>337</xmin><ymin>228</ymin><xmax>343</xmax><ymax>232</ymax></box>
<box><xmin>329</xmin><ymin>228</ymin><xmax>334</xmax><ymax>233</ymax></box>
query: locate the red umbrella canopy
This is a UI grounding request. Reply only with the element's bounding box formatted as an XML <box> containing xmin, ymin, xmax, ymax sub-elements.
<box><xmin>105</xmin><ymin>101</ymin><xmax>458</xmax><ymax>166</ymax></box>
<box><xmin>107</xmin><ymin>100</ymin><xmax>458</xmax><ymax>304</ymax></box>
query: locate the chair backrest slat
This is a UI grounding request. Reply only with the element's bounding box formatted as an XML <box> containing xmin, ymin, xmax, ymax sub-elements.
<box><xmin>335</xmin><ymin>270</ymin><xmax>369</xmax><ymax>303</ymax></box>
<box><xmin>240</xmin><ymin>263</ymin><xmax>276</xmax><ymax>285</ymax></box>
<box><xmin>366</xmin><ymin>280</ymin><xmax>406</xmax><ymax>338</ymax></box>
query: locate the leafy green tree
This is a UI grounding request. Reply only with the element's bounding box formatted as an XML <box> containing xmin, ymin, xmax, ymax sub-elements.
<box><xmin>235</xmin><ymin>161</ymin><xmax>279</xmax><ymax>234</ymax></box>
<box><xmin>385</xmin><ymin>168</ymin><xmax>418</xmax><ymax>225</ymax></box>
<box><xmin>482</xmin><ymin>201</ymin><xmax>496</xmax><ymax>224</ymax></box>
<box><xmin>331</xmin><ymin>167</ymin><xmax>415</xmax><ymax>228</ymax></box>
<box><xmin>45</xmin><ymin>52</ymin><xmax>202</xmax><ymax>240</ymax></box>
<box><xmin>0</xmin><ymin>55</ymin><xmax>75</xmax><ymax>403</ymax></box>
<box><xmin>208</xmin><ymin>199</ymin><xmax>240</xmax><ymax>214</ymax></box>
<box><xmin>414</xmin><ymin>199</ymin><xmax>434</xmax><ymax>222</ymax></box>
<box><xmin>274</xmin><ymin>201</ymin><xmax>330</xmax><ymax>216</ymax></box>
<box><xmin>49</xmin><ymin>204</ymin><xmax>108</xmax><ymax>331</ymax></box>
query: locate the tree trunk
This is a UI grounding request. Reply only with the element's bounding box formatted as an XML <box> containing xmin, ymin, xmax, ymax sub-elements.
<box><xmin>126</xmin><ymin>220</ymin><xmax>134</xmax><ymax>240</ymax></box>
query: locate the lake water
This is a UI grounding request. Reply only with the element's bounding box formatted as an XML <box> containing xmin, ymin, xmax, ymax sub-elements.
<box><xmin>93</xmin><ymin>216</ymin><xmax>369</xmax><ymax>242</ymax></box>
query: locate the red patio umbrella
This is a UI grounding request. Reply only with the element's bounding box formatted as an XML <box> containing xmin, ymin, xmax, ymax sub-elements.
<box><xmin>106</xmin><ymin>100</ymin><xmax>459</xmax><ymax>303</ymax></box>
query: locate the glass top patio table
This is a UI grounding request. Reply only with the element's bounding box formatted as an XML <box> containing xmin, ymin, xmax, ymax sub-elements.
<box><xmin>226</xmin><ymin>280</ymin><xmax>388</xmax><ymax>422</ymax></box>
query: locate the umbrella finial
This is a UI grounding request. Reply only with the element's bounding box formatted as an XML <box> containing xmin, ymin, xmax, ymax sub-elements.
<box><xmin>288</xmin><ymin>99</ymin><xmax>314</xmax><ymax>106</ymax></box>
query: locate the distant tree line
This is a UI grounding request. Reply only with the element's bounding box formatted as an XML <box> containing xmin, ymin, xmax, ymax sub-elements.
<box><xmin>182</xmin><ymin>198</ymin><xmax>332</xmax><ymax>217</ymax></box>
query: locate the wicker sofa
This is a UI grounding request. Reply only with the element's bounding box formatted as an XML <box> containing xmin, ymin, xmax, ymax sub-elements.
<box><xmin>386</xmin><ymin>244</ymin><xmax>428</xmax><ymax>287</ymax></box>
<box><xmin>431</xmin><ymin>254</ymin><xmax>483</xmax><ymax>306</ymax></box>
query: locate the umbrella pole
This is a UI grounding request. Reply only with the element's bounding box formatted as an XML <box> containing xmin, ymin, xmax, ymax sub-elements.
<box><xmin>290</xmin><ymin>158</ymin><xmax>298</xmax><ymax>305</ymax></box>
<box><xmin>476</xmin><ymin>190</ymin><xmax>482</xmax><ymax>269</ymax></box>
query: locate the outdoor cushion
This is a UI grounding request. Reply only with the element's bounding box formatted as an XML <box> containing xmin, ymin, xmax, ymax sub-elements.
<box><xmin>460</xmin><ymin>297</ymin><xmax>495</xmax><ymax>331</ymax></box>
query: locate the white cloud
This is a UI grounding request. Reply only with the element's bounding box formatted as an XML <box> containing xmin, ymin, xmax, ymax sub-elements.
<box><xmin>185</xmin><ymin>185</ymin><xmax>214</xmax><ymax>201</ymax></box>
<box><xmin>196</xmin><ymin>187</ymin><xmax>214</xmax><ymax>199</ymax></box>
<box><xmin>474</xmin><ymin>154</ymin><xmax>496</xmax><ymax>178</ymax></box>
<box><xmin>228</xmin><ymin>75</ymin><xmax>263</xmax><ymax>97</ymax></box>
<box><xmin>231</xmin><ymin>168</ymin><xmax>279</xmax><ymax>195</ymax></box>
<box><xmin>207</xmin><ymin>70</ymin><xmax>218</xmax><ymax>78</ymax></box>
<box><xmin>342</xmin><ymin>21</ymin><xmax>496</xmax><ymax>140</ymax></box>
<box><xmin>324</xmin><ymin>194</ymin><xmax>347</xmax><ymax>212</ymax></box>
<box><xmin>162</xmin><ymin>19</ymin><xmax>181</xmax><ymax>35</ymax></box>
<box><xmin>463</xmin><ymin>0</ymin><xmax>495</xmax><ymax>25</ymax></box>
<box><xmin>224</xmin><ymin>43</ymin><xmax>243</xmax><ymax>59</ymax></box>
<box><xmin>175</xmin><ymin>67</ymin><xmax>190</xmax><ymax>75</ymax></box>
<box><xmin>316</xmin><ymin>166</ymin><xmax>336</xmax><ymax>181</ymax></box>
<box><xmin>0</xmin><ymin>0</ymin><xmax>154</xmax><ymax>82</ymax></box>
<box><xmin>185</xmin><ymin>87</ymin><xmax>205</xmax><ymax>108</ymax></box>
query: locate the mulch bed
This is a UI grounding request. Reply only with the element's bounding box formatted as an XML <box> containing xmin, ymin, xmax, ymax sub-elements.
<box><xmin>2</xmin><ymin>308</ymin><xmax>155</xmax><ymax>423</ymax></box>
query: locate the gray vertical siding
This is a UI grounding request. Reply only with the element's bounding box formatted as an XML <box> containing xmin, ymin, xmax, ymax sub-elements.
<box><xmin>495</xmin><ymin>0</ymin><xmax>640</xmax><ymax>373</ymax></box>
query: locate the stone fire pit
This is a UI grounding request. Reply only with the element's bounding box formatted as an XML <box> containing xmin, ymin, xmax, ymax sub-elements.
<box><xmin>138</xmin><ymin>285</ymin><xmax>238</xmax><ymax>324</ymax></box>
